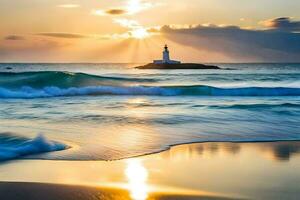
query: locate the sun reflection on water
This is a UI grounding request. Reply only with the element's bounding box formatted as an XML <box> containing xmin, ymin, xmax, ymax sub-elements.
<box><xmin>125</xmin><ymin>159</ymin><xmax>149</xmax><ymax>200</ymax></box>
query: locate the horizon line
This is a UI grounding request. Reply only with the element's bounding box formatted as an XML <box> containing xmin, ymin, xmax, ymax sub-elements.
<box><xmin>1</xmin><ymin>62</ymin><xmax>300</xmax><ymax>64</ymax></box>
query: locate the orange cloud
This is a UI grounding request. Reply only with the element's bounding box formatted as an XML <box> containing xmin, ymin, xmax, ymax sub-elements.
<box><xmin>4</xmin><ymin>35</ymin><xmax>25</xmax><ymax>41</ymax></box>
<box><xmin>260</xmin><ymin>17</ymin><xmax>300</xmax><ymax>32</ymax></box>
<box><xmin>36</xmin><ymin>33</ymin><xmax>88</xmax><ymax>39</ymax></box>
<box><xmin>106</xmin><ymin>9</ymin><xmax>127</xmax><ymax>15</ymax></box>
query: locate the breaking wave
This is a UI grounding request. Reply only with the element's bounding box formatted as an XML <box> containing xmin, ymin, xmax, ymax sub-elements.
<box><xmin>0</xmin><ymin>133</ymin><xmax>68</xmax><ymax>161</ymax></box>
<box><xmin>0</xmin><ymin>71</ymin><xmax>299</xmax><ymax>98</ymax></box>
<box><xmin>0</xmin><ymin>85</ymin><xmax>299</xmax><ymax>98</ymax></box>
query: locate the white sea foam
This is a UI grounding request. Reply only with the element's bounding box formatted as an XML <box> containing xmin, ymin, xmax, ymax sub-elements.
<box><xmin>0</xmin><ymin>134</ymin><xmax>68</xmax><ymax>161</ymax></box>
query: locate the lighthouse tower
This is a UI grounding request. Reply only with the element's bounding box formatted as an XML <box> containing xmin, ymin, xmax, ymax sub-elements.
<box><xmin>153</xmin><ymin>45</ymin><xmax>181</xmax><ymax>64</ymax></box>
<box><xmin>163</xmin><ymin>44</ymin><xmax>170</xmax><ymax>62</ymax></box>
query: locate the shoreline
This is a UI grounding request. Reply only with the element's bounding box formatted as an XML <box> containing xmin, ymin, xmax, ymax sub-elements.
<box><xmin>23</xmin><ymin>139</ymin><xmax>300</xmax><ymax>162</ymax></box>
<box><xmin>0</xmin><ymin>141</ymin><xmax>300</xmax><ymax>199</ymax></box>
<box><xmin>123</xmin><ymin>139</ymin><xmax>300</xmax><ymax>162</ymax></box>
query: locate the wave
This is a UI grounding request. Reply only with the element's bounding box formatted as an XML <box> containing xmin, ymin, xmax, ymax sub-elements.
<box><xmin>0</xmin><ymin>71</ymin><xmax>156</xmax><ymax>89</ymax></box>
<box><xmin>0</xmin><ymin>85</ymin><xmax>299</xmax><ymax>98</ymax></box>
<box><xmin>0</xmin><ymin>71</ymin><xmax>299</xmax><ymax>98</ymax></box>
<box><xmin>0</xmin><ymin>133</ymin><xmax>68</xmax><ymax>161</ymax></box>
<box><xmin>205</xmin><ymin>103</ymin><xmax>300</xmax><ymax>109</ymax></box>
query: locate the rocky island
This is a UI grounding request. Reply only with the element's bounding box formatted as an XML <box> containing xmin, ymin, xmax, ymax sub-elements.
<box><xmin>136</xmin><ymin>63</ymin><xmax>220</xmax><ymax>69</ymax></box>
<box><xmin>136</xmin><ymin>45</ymin><xmax>220</xmax><ymax>70</ymax></box>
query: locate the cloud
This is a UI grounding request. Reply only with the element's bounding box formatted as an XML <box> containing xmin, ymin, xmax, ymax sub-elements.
<box><xmin>106</xmin><ymin>9</ymin><xmax>127</xmax><ymax>15</ymax></box>
<box><xmin>91</xmin><ymin>10</ymin><xmax>106</xmax><ymax>16</ymax></box>
<box><xmin>92</xmin><ymin>0</ymin><xmax>160</xmax><ymax>16</ymax></box>
<box><xmin>114</xmin><ymin>19</ymin><xmax>140</xmax><ymax>28</ymax></box>
<box><xmin>126</xmin><ymin>0</ymin><xmax>156</xmax><ymax>14</ymax></box>
<box><xmin>113</xmin><ymin>18</ymin><xmax>152</xmax><ymax>39</ymax></box>
<box><xmin>4</xmin><ymin>35</ymin><xmax>25</xmax><ymax>41</ymax></box>
<box><xmin>261</xmin><ymin>17</ymin><xmax>300</xmax><ymax>32</ymax></box>
<box><xmin>92</xmin><ymin>8</ymin><xmax>127</xmax><ymax>16</ymax></box>
<box><xmin>147</xmin><ymin>27</ymin><xmax>160</xmax><ymax>33</ymax></box>
<box><xmin>161</xmin><ymin>22</ymin><xmax>300</xmax><ymax>62</ymax></box>
<box><xmin>0</xmin><ymin>37</ymin><xmax>70</xmax><ymax>62</ymax></box>
<box><xmin>57</xmin><ymin>4</ymin><xmax>80</xmax><ymax>8</ymax></box>
<box><xmin>36</xmin><ymin>33</ymin><xmax>88</xmax><ymax>39</ymax></box>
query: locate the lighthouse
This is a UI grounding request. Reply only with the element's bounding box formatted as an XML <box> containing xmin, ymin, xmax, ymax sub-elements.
<box><xmin>153</xmin><ymin>45</ymin><xmax>181</xmax><ymax>64</ymax></box>
<box><xmin>136</xmin><ymin>44</ymin><xmax>220</xmax><ymax>69</ymax></box>
<box><xmin>163</xmin><ymin>44</ymin><xmax>170</xmax><ymax>61</ymax></box>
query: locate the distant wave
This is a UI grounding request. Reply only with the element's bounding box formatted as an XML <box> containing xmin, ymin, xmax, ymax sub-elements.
<box><xmin>0</xmin><ymin>71</ymin><xmax>299</xmax><ymax>98</ymax></box>
<box><xmin>0</xmin><ymin>71</ymin><xmax>157</xmax><ymax>89</ymax></box>
<box><xmin>0</xmin><ymin>85</ymin><xmax>299</xmax><ymax>98</ymax></box>
<box><xmin>205</xmin><ymin>103</ymin><xmax>300</xmax><ymax>109</ymax></box>
<box><xmin>0</xmin><ymin>133</ymin><xmax>68</xmax><ymax>161</ymax></box>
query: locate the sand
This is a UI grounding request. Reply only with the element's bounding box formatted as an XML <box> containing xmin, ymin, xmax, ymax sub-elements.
<box><xmin>0</xmin><ymin>182</ymin><xmax>238</xmax><ymax>200</ymax></box>
<box><xmin>0</xmin><ymin>142</ymin><xmax>300</xmax><ymax>200</ymax></box>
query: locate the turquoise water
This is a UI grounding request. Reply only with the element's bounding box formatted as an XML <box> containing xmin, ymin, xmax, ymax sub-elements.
<box><xmin>0</xmin><ymin>63</ymin><xmax>299</xmax><ymax>161</ymax></box>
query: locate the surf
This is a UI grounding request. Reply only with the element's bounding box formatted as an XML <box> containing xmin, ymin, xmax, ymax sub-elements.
<box><xmin>0</xmin><ymin>85</ymin><xmax>299</xmax><ymax>98</ymax></box>
<box><xmin>0</xmin><ymin>133</ymin><xmax>68</xmax><ymax>161</ymax></box>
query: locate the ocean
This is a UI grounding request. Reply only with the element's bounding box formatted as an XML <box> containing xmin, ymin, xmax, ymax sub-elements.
<box><xmin>0</xmin><ymin>63</ymin><xmax>299</xmax><ymax>161</ymax></box>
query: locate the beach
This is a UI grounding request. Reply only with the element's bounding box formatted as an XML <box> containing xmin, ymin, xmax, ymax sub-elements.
<box><xmin>2</xmin><ymin>0</ymin><xmax>300</xmax><ymax>198</ymax></box>
<box><xmin>0</xmin><ymin>182</ymin><xmax>236</xmax><ymax>200</ymax></box>
<box><xmin>1</xmin><ymin>141</ymin><xmax>300</xmax><ymax>200</ymax></box>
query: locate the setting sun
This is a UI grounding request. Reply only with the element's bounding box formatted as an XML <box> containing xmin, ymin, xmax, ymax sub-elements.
<box><xmin>131</xmin><ymin>28</ymin><xmax>149</xmax><ymax>39</ymax></box>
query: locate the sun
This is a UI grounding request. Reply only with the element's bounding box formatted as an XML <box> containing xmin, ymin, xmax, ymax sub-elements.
<box><xmin>131</xmin><ymin>28</ymin><xmax>149</xmax><ymax>39</ymax></box>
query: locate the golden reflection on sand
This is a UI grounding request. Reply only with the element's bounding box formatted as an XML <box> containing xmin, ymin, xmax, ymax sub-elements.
<box><xmin>0</xmin><ymin>142</ymin><xmax>300</xmax><ymax>199</ymax></box>
<box><xmin>125</xmin><ymin>159</ymin><xmax>149</xmax><ymax>200</ymax></box>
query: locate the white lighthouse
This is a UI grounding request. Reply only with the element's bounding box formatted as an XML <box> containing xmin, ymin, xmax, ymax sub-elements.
<box><xmin>163</xmin><ymin>44</ymin><xmax>170</xmax><ymax>61</ymax></box>
<box><xmin>153</xmin><ymin>45</ymin><xmax>181</xmax><ymax>64</ymax></box>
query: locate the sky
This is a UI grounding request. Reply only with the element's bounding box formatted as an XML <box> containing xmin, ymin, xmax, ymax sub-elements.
<box><xmin>1</xmin><ymin>0</ymin><xmax>300</xmax><ymax>62</ymax></box>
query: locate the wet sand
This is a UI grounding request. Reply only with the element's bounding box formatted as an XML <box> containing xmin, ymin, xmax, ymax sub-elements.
<box><xmin>0</xmin><ymin>142</ymin><xmax>300</xmax><ymax>200</ymax></box>
<box><xmin>0</xmin><ymin>182</ymin><xmax>237</xmax><ymax>200</ymax></box>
